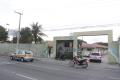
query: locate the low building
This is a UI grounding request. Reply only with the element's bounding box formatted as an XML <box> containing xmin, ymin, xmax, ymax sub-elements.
<box><xmin>81</xmin><ymin>43</ymin><xmax>108</xmax><ymax>56</ymax></box>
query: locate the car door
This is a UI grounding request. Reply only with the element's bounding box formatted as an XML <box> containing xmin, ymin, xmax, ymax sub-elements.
<box><xmin>15</xmin><ymin>50</ymin><xmax>23</xmax><ymax>59</ymax></box>
<box><xmin>25</xmin><ymin>51</ymin><xmax>33</xmax><ymax>58</ymax></box>
<box><xmin>18</xmin><ymin>50</ymin><xmax>26</xmax><ymax>59</ymax></box>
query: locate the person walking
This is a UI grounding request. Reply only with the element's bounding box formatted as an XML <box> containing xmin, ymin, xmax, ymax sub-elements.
<box><xmin>48</xmin><ymin>47</ymin><xmax>52</xmax><ymax>58</ymax></box>
<box><xmin>58</xmin><ymin>46</ymin><xmax>65</xmax><ymax>60</ymax></box>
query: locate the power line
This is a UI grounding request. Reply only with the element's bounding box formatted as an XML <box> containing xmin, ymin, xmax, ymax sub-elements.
<box><xmin>43</xmin><ymin>23</ymin><xmax>120</xmax><ymax>31</ymax></box>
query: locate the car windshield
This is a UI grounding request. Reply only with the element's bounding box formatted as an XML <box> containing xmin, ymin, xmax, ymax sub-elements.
<box><xmin>25</xmin><ymin>50</ymin><xmax>33</xmax><ymax>54</ymax></box>
<box><xmin>91</xmin><ymin>53</ymin><xmax>100</xmax><ymax>56</ymax></box>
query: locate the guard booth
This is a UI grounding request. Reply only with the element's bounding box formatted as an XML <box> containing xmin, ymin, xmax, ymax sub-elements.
<box><xmin>54</xmin><ymin>36</ymin><xmax>74</xmax><ymax>59</ymax></box>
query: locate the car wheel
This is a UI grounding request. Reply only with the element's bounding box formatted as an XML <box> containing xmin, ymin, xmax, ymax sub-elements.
<box><xmin>10</xmin><ymin>56</ymin><xmax>14</xmax><ymax>60</ymax></box>
<box><xmin>89</xmin><ymin>59</ymin><xmax>92</xmax><ymax>62</ymax></box>
<box><xmin>21</xmin><ymin>58</ymin><xmax>24</xmax><ymax>62</ymax></box>
<box><xmin>82</xmin><ymin>62</ymin><xmax>88</xmax><ymax>68</ymax></box>
<box><xmin>99</xmin><ymin>60</ymin><xmax>101</xmax><ymax>63</ymax></box>
<box><xmin>30</xmin><ymin>59</ymin><xmax>34</xmax><ymax>62</ymax></box>
<box><xmin>69</xmin><ymin>60</ymin><xmax>75</xmax><ymax>67</ymax></box>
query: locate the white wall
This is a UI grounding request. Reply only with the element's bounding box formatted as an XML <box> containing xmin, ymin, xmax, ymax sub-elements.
<box><xmin>0</xmin><ymin>43</ymin><xmax>48</xmax><ymax>58</ymax></box>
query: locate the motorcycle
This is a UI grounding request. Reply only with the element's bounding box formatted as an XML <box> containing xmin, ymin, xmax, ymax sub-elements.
<box><xmin>69</xmin><ymin>57</ymin><xmax>88</xmax><ymax>68</ymax></box>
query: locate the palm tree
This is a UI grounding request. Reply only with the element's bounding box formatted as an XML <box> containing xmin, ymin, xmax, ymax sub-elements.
<box><xmin>31</xmin><ymin>22</ymin><xmax>46</xmax><ymax>44</ymax></box>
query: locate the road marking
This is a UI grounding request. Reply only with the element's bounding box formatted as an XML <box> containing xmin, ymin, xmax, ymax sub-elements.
<box><xmin>109</xmin><ymin>77</ymin><xmax>120</xmax><ymax>80</ymax></box>
<box><xmin>1</xmin><ymin>68</ymin><xmax>39</xmax><ymax>80</ymax></box>
<box><xmin>16</xmin><ymin>73</ymin><xmax>38</xmax><ymax>80</ymax></box>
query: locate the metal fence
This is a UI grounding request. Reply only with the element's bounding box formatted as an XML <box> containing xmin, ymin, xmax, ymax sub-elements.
<box><xmin>0</xmin><ymin>43</ymin><xmax>48</xmax><ymax>58</ymax></box>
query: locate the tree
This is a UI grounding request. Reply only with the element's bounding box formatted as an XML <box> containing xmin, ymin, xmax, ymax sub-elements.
<box><xmin>19</xmin><ymin>27</ymin><xmax>33</xmax><ymax>43</ymax></box>
<box><xmin>0</xmin><ymin>25</ymin><xmax>8</xmax><ymax>42</ymax></box>
<box><xmin>31</xmin><ymin>22</ymin><xmax>46</xmax><ymax>44</ymax></box>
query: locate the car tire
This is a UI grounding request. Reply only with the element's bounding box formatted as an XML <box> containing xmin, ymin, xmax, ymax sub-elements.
<box><xmin>99</xmin><ymin>60</ymin><xmax>101</xmax><ymax>63</ymax></box>
<box><xmin>10</xmin><ymin>56</ymin><xmax>14</xmax><ymax>60</ymax></box>
<box><xmin>30</xmin><ymin>59</ymin><xmax>34</xmax><ymax>62</ymax></box>
<box><xmin>69</xmin><ymin>60</ymin><xmax>75</xmax><ymax>67</ymax></box>
<box><xmin>82</xmin><ymin>62</ymin><xmax>88</xmax><ymax>68</ymax></box>
<box><xmin>89</xmin><ymin>59</ymin><xmax>92</xmax><ymax>62</ymax></box>
<box><xmin>21</xmin><ymin>58</ymin><xmax>24</xmax><ymax>62</ymax></box>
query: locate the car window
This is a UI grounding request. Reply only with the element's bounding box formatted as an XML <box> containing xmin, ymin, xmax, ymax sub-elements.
<box><xmin>25</xmin><ymin>50</ymin><xmax>32</xmax><ymax>54</ymax></box>
<box><xmin>16</xmin><ymin>50</ymin><xmax>21</xmax><ymax>54</ymax></box>
<box><xmin>16</xmin><ymin>50</ymin><xmax>19</xmax><ymax>54</ymax></box>
<box><xmin>16</xmin><ymin>50</ymin><xmax>24</xmax><ymax>54</ymax></box>
<box><xmin>18</xmin><ymin>50</ymin><xmax>22</xmax><ymax>54</ymax></box>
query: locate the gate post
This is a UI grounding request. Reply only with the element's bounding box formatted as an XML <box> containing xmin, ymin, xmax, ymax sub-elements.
<box><xmin>73</xmin><ymin>36</ymin><xmax>78</xmax><ymax>57</ymax></box>
<box><xmin>119</xmin><ymin>37</ymin><xmax>120</xmax><ymax>64</ymax></box>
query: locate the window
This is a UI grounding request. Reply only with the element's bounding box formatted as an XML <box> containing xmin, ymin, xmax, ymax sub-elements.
<box><xmin>64</xmin><ymin>42</ymin><xmax>69</xmax><ymax>47</ymax></box>
<box><xmin>25</xmin><ymin>50</ymin><xmax>32</xmax><ymax>54</ymax></box>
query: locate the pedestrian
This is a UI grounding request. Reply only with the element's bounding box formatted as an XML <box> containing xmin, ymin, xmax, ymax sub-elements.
<box><xmin>58</xmin><ymin>46</ymin><xmax>65</xmax><ymax>60</ymax></box>
<box><xmin>48</xmin><ymin>46</ymin><xmax>52</xmax><ymax>58</ymax></box>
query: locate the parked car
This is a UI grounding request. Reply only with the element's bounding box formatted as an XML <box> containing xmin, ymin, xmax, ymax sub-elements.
<box><xmin>10</xmin><ymin>50</ymin><xmax>34</xmax><ymax>62</ymax></box>
<box><xmin>89</xmin><ymin>52</ymin><xmax>102</xmax><ymax>63</ymax></box>
<box><xmin>83</xmin><ymin>52</ymin><xmax>90</xmax><ymax>57</ymax></box>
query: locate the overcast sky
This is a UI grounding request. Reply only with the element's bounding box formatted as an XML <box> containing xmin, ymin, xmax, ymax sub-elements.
<box><xmin>0</xmin><ymin>0</ymin><xmax>120</xmax><ymax>43</ymax></box>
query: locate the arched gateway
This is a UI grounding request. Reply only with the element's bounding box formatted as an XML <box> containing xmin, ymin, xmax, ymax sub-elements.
<box><xmin>53</xmin><ymin>30</ymin><xmax>118</xmax><ymax>63</ymax></box>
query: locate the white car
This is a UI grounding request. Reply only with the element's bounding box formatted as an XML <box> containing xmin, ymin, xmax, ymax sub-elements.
<box><xmin>89</xmin><ymin>53</ymin><xmax>102</xmax><ymax>63</ymax></box>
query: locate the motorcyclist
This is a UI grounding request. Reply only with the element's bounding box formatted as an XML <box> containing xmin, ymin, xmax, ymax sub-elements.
<box><xmin>73</xmin><ymin>56</ymin><xmax>82</xmax><ymax>62</ymax></box>
<box><xmin>73</xmin><ymin>55</ymin><xmax>88</xmax><ymax>64</ymax></box>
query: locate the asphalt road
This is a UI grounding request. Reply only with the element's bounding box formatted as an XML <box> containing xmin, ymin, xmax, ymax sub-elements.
<box><xmin>0</xmin><ymin>56</ymin><xmax>120</xmax><ymax>80</ymax></box>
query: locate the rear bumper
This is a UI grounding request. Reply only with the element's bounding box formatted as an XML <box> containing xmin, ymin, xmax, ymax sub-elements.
<box><xmin>89</xmin><ymin>59</ymin><xmax>101</xmax><ymax>62</ymax></box>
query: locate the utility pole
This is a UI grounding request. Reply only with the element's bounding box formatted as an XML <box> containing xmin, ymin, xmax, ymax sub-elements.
<box><xmin>15</xmin><ymin>11</ymin><xmax>23</xmax><ymax>50</ymax></box>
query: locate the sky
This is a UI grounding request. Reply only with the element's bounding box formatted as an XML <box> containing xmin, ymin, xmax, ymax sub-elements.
<box><xmin>0</xmin><ymin>0</ymin><xmax>120</xmax><ymax>43</ymax></box>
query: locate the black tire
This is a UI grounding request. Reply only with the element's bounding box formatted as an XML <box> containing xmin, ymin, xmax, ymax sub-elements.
<box><xmin>21</xmin><ymin>58</ymin><xmax>24</xmax><ymax>62</ymax></box>
<box><xmin>82</xmin><ymin>62</ymin><xmax>88</xmax><ymax>68</ymax></box>
<box><xmin>10</xmin><ymin>56</ymin><xmax>14</xmax><ymax>60</ymax></box>
<box><xmin>30</xmin><ymin>59</ymin><xmax>34</xmax><ymax>62</ymax></box>
<box><xmin>89</xmin><ymin>59</ymin><xmax>92</xmax><ymax>62</ymax></box>
<box><xmin>99</xmin><ymin>60</ymin><xmax>102</xmax><ymax>63</ymax></box>
<box><xmin>69</xmin><ymin>60</ymin><xmax>75</xmax><ymax>67</ymax></box>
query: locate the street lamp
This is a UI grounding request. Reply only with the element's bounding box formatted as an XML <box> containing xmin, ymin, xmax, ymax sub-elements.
<box><xmin>5</xmin><ymin>23</ymin><xmax>9</xmax><ymax>31</ymax></box>
<box><xmin>15</xmin><ymin>11</ymin><xmax>23</xmax><ymax>50</ymax></box>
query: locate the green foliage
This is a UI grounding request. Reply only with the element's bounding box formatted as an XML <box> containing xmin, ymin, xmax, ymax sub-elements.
<box><xmin>12</xmin><ymin>22</ymin><xmax>46</xmax><ymax>44</ymax></box>
<box><xmin>0</xmin><ymin>25</ymin><xmax>8</xmax><ymax>42</ymax></box>
<box><xmin>31</xmin><ymin>22</ymin><xmax>46</xmax><ymax>44</ymax></box>
<box><xmin>20</xmin><ymin>27</ymin><xmax>33</xmax><ymax>43</ymax></box>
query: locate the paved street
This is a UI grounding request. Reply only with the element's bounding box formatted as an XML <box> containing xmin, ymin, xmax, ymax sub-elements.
<box><xmin>0</xmin><ymin>56</ymin><xmax>120</xmax><ymax>80</ymax></box>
